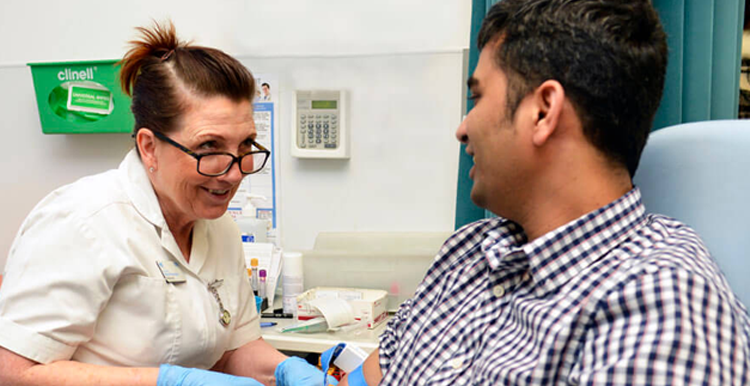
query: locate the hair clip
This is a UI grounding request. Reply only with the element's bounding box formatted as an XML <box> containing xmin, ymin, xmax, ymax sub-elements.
<box><xmin>161</xmin><ymin>49</ymin><xmax>175</xmax><ymax>61</ymax></box>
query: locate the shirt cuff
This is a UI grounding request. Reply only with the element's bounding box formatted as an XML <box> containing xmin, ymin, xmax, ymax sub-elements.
<box><xmin>0</xmin><ymin>317</ymin><xmax>76</xmax><ymax>364</ymax></box>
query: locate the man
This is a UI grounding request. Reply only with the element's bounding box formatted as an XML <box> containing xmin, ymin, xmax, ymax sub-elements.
<box><xmin>341</xmin><ymin>0</ymin><xmax>750</xmax><ymax>385</ymax></box>
<box><xmin>261</xmin><ymin>82</ymin><xmax>272</xmax><ymax>101</ymax></box>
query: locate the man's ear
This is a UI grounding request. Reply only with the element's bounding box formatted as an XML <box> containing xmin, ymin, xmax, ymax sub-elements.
<box><xmin>136</xmin><ymin>128</ymin><xmax>158</xmax><ymax>171</ymax></box>
<box><xmin>531</xmin><ymin>80</ymin><xmax>565</xmax><ymax>147</ymax></box>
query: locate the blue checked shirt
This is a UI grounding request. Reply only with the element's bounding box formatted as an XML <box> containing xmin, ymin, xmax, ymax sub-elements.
<box><xmin>379</xmin><ymin>188</ymin><xmax>750</xmax><ymax>385</ymax></box>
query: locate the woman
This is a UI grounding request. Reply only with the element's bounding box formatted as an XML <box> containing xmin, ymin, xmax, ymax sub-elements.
<box><xmin>0</xmin><ymin>22</ymin><xmax>324</xmax><ymax>386</ymax></box>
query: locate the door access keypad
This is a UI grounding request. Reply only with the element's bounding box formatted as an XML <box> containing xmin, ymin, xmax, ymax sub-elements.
<box><xmin>298</xmin><ymin>113</ymin><xmax>339</xmax><ymax>150</ymax></box>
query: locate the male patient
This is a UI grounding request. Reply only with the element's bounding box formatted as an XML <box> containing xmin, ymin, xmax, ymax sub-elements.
<box><xmin>342</xmin><ymin>0</ymin><xmax>750</xmax><ymax>384</ymax></box>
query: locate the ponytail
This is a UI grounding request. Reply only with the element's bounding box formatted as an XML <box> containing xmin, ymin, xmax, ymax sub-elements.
<box><xmin>117</xmin><ymin>20</ymin><xmax>255</xmax><ymax>148</ymax></box>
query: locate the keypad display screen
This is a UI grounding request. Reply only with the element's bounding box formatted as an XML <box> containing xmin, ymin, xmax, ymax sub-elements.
<box><xmin>311</xmin><ymin>100</ymin><xmax>337</xmax><ymax>109</ymax></box>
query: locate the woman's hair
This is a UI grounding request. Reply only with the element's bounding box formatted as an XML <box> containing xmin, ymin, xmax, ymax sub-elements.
<box><xmin>118</xmin><ymin>20</ymin><xmax>255</xmax><ymax>142</ymax></box>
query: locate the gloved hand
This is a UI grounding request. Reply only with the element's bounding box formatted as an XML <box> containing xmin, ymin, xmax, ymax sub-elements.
<box><xmin>157</xmin><ymin>364</ymin><xmax>264</xmax><ymax>386</ymax></box>
<box><xmin>275</xmin><ymin>356</ymin><xmax>331</xmax><ymax>386</ymax></box>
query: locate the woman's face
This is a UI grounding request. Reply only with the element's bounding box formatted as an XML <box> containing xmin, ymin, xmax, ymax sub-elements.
<box><xmin>148</xmin><ymin>95</ymin><xmax>256</xmax><ymax>229</ymax></box>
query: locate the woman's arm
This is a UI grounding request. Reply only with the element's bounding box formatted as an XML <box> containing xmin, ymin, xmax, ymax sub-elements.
<box><xmin>0</xmin><ymin>346</ymin><xmax>159</xmax><ymax>386</ymax></box>
<box><xmin>214</xmin><ymin>338</ymin><xmax>287</xmax><ymax>386</ymax></box>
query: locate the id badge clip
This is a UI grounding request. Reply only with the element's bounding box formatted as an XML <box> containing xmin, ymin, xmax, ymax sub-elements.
<box><xmin>156</xmin><ymin>261</ymin><xmax>187</xmax><ymax>284</ymax></box>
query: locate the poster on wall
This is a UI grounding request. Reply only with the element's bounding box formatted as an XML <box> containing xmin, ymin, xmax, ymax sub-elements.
<box><xmin>228</xmin><ymin>74</ymin><xmax>280</xmax><ymax>245</ymax></box>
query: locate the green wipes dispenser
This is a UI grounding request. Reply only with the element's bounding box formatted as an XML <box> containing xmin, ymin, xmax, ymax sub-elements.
<box><xmin>28</xmin><ymin>60</ymin><xmax>134</xmax><ymax>134</ymax></box>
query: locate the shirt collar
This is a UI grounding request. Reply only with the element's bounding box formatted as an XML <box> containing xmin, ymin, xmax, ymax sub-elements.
<box><xmin>481</xmin><ymin>188</ymin><xmax>647</xmax><ymax>294</ymax></box>
<box><xmin>481</xmin><ymin>219</ymin><xmax>528</xmax><ymax>275</ymax></box>
<box><xmin>118</xmin><ymin>149</ymin><xmax>167</xmax><ymax>230</ymax></box>
<box><xmin>118</xmin><ymin>149</ymin><xmax>212</xmax><ymax>272</ymax></box>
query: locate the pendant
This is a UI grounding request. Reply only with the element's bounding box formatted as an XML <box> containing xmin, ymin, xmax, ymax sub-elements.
<box><xmin>220</xmin><ymin>310</ymin><xmax>232</xmax><ymax>327</ymax></box>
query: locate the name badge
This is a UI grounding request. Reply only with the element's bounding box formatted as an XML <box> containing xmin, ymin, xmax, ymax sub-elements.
<box><xmin>156</xmin><ymin>261</ymin><xmax>187</xmax><ymax>284</ymax></box>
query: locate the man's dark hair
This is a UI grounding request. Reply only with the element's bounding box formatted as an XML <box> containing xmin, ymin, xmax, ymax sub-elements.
<box><xmin>478</xmin><ymin>0</ymin><xmax>668</xmax><ymax>177</ymax></box>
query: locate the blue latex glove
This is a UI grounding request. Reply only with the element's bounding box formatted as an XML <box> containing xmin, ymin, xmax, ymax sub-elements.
<box><xmin>157</xmin><ymin>364</ymin><xmax>264</xmax><ymax>386</ymax></box>
<box><xmin>275</xmin><ymin>356</ymin><xmax>332</xmax><ymax>386</ymax></box>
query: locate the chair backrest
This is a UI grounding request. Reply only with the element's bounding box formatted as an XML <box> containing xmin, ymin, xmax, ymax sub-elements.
<box><xmin>633</xmin><ymin>119</ymin><xmax>750</xmax><ymax>307</ymax></box>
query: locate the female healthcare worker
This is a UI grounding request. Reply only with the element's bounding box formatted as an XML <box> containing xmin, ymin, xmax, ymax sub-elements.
<box><xmin>0</xmin><ymin>21</ymin><xmax>325</xmax><ymax>386</ymax></box>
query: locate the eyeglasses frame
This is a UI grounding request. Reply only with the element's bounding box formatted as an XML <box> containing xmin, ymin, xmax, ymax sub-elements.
<box><xmin>143</xmin><ymin>129</ymin><xmax>270</xmax><ymax>177</ymax></box>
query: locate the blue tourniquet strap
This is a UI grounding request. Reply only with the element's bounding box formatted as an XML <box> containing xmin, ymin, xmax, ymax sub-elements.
<box><xmin>321</xmin><ymin>343</ymin><xmax>366</xmax><ymax>385</ymax></box>
<box><xmin>321</xmin><ymin>343</ymin><xmax>347</xmax><ymax>385</ymax></box>
<box><xmin>346</xmin><ymin>365</ymin><xmax>367</xmax><ymax>386</ymax></box>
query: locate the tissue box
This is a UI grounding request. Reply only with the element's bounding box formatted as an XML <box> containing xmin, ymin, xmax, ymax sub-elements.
<box><xmin>296</xmin><ymin>287</ymin><xmax>388</xmax><ymax>329</ymax></box>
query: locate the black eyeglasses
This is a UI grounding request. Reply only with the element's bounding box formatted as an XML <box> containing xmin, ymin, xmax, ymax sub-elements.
<box><xmin>148</xmin><ymin>129</ymin><xmax>270</xmax><ymax>176</ymax></box>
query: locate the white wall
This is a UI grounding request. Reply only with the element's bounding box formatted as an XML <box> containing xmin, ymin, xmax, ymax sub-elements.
<box><xmin>0</xmin><ymin>0</ymin><xmax>471</xmax><ymax>270</ymax></box>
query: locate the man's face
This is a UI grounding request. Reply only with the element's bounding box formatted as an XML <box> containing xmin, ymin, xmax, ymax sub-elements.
<box><xmin>262</xmin><ymin>84</ymin><xmax>269</xmax><ymax>96</ymax></box>
<box><xmin>456</xmin><ymin>42</ymin><xmax>532</xmax><ymax>218</ymax></box>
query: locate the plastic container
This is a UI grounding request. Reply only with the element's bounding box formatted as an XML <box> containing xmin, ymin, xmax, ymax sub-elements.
<box><xmin>259</xmin><ymin>269</ymin><xmax>267</xmax><ymax>299</ymax></box>
<box><xmin>282</xmin><ymin>252</ymin><xmax>304</xmax><ymax>315</ymax></box>
<box><xmin>250</xmin><ymin>258</ymin><xmax>259</xmax><ymax>294</ymax></box>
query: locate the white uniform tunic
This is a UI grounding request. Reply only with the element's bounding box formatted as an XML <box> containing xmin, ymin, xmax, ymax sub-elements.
<box><xmin>0</xmin><ymin>149</ymin><xmax>260</xmax><ymax>368</ymax></box>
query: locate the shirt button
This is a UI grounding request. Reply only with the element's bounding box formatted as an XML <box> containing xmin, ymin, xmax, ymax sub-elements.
<box><xmin>492</xmin><ymin>285</ymin><xmax>505</xmax><ymax>297</ymax></box>
<box><xmin>522</xmin><ymin>272</ymin><xmax>531</xmax><ymax>282</ymax></box>
<box><xmin>450</xmin><ymin>358</ymin><xmax>463</xmax><ymax>369</ymax></box>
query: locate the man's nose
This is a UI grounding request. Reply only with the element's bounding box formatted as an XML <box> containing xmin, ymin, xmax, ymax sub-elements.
<box><xmin>456</xmin><ymin>117</ymin><xmax>469</xmax><ymax>143</ymax></box>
